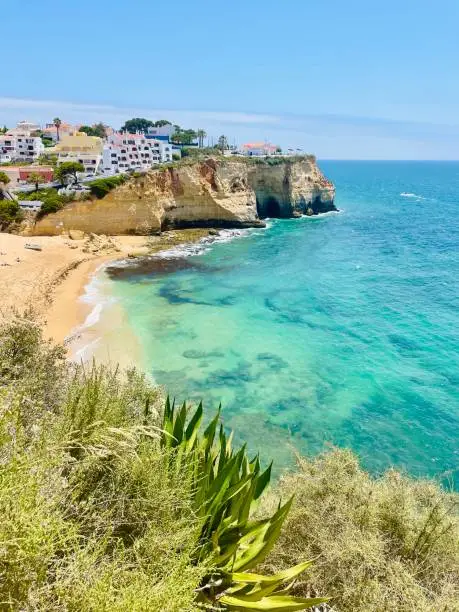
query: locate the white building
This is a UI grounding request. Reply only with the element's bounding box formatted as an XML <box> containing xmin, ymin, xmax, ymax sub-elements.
<box><xmin>149</xmin><ymin>138</ymin><xmax>173</xmax><ymax>162</ymax></box>
<box><xmin>101</xmin><ymin>133</ymin><xmax>172</xmax><ymax>175</ymax></box>
<box><xmin>146</xmin><ymin>124</ymin><xmax>176</xmax><ymax>141</ymax></box>
<box><xmin>15</xmin><ymin>134</ymin><xmax>45</xmax><ymax>161</ymax></box>
<box><xmin>0</xmin><ymin>133</ymin><xmax>44</xmax><ymax>162</ymax></box>
<box><xmin>0</xmin><ymin>153</ymin><xmax>12</xmax><ymax>164</ymax></box>
<box><xmin>18</xmin><ymin>200</ymin><xmax>43</xmax><ymax>211</ymax></box>
<box><xmin>16</xmin><ymin>120</ymin><xmax>41</xmax><ymax>133</ymax></box>
<box><xmin>0</xmin><ymin>135</ymin><xmax>16</xmax><ymax>159</ymax></box>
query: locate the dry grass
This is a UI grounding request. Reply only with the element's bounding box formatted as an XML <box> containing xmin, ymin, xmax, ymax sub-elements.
<box><xmin>261</xmin><ymin>449</ymin><xmax>459</xmax><ymax>611</ymax></box>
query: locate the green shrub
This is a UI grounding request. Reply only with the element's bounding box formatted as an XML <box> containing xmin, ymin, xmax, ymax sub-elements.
<box><xmin>181</xmin><ymin>147</ymin><xmax>221</xmax><ymax>158</ymax></box>
<box><xmin>261</xmin><ymin>449</ymin><xmax>459</xmax><ymax>612</ymax></box>
<box><xmin>87</xmin><ymin>175</ymin><xmax>126</xmax><ymax>198</ymax></box>
<box><xmin>0</xmin><ymin>312</ymin><xmax>67</xmax><ymax>414</ymax></box>
<box><xmin>0</xmin><ymin>317</ymin><xmax>202</xmax><ymax>611</ymax></box>
<box><xmin>16</xmin><ymin>188</ymin><xmax>73</xmax><ymax>219</ymax></box>
<box><xmin>0</xmin><ymin>199</ymin><xmax>22</xmax><ymax>229</ymax></box>
<box><xmin>38</xmin><ymin>197</ymin><xmax>64</xmax><ymax>217</ymax></box>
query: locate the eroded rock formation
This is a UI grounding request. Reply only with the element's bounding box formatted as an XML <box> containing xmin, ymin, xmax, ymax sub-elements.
<box><xmin>30</xmin><ymin>156</ymin><xmax>336</xmax><ymax>236</ymax></box>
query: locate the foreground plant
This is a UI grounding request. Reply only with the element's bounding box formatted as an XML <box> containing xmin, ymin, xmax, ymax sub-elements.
<box><xmin>162</xmin><ymin>399</ymin><xmax>327</xmax><ymax>611</ymax></box>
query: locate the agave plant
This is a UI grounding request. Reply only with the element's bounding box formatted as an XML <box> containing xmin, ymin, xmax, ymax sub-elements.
<box><xmin>162</xmin><ymin>398</ymin><xmax>328</xmax><ymax>611</ymax></box>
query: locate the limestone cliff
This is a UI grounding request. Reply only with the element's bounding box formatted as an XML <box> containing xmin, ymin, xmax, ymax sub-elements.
<box><xmin>31</xmin><ymin>156</ymin><xmax>336</xmax><ymax>236</ymax></box>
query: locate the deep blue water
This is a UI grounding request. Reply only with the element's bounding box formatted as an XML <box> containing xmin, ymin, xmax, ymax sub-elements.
<box><xmin>103</xmin><ymin>161</ymin><xmax>459</xmax><ymax>484</ymax></box>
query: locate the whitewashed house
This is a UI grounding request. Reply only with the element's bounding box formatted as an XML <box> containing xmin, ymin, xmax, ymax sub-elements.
<box><xmin>15</xmin><ymin>120</ymin><xmax>41</xmax><ymax>133</ymax></box>
<box><xmin>149</xmin><ymin>139</ymin><xmax>173</xmax><ymax>162</ymax></box>
<box><xmin>15</xmin><ymin>134</ymin><xmax>45</xmax><ymax>161</ymax></box>
<box><xmin>0</xmin><ymin>153</ymin><xmax>12</xmax><ymax>164</ymax></box>
<box><xmin>0</xmin><ymin>135</ymin><xmax>16</xmax><ymax>159</ymax></box>
<box><xmin>100</xmin><ymin>133</ymin><xmax>173</xmax><ymax>175</ymax></box>
<box><xmin>146</xmin><ymin>124</ymin><xmax>176</xmax><ymax>141</ymax></box>
<box><xmin>0</xmin><ymin>132</ymin><xmax>44</xmax><ymax>162</ymax></box>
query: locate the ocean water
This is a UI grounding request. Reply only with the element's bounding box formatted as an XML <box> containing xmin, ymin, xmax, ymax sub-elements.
<box><xmin>96</xmin><ymin>161</ymin><xmax>459</xmax><ymax>483</ymax></box>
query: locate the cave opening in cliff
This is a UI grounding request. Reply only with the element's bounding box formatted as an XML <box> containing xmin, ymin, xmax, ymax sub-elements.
<box><xmin>257</xmin><ymin>196</ymin><xmax>281</xmax><ymax>219</ymax></box>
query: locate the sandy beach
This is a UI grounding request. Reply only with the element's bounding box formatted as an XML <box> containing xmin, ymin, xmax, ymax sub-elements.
<box><xmin>0</xmin><ymin>229</ymin><xmax>211</xmax><ymax>358</ymax></box>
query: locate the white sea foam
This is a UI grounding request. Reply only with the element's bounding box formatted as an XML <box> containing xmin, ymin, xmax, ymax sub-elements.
<box><xmin>69</xmin><ymin>265</ymin><xmax>117</xmax><ymax>337</ymax></box>
<box><xmin>73</xmin><ymin>336</ymin><xmax>102</xmax><ymax>362</ymax></box>
<box><xmin>400</xmin><ymin>192</ymin><xmax>426</xmax><ymax>200</ymax></box>
<box><xmin>82</xmin><ymin>302</ymin><xmax>103</xmax><ymax>328</ymax></box>
<box><xmin>153</xmin><ymin>228</ymin><xmax>254</xmax><ymax>260</ymax></box>
<box><xmin>300</xmin><ymin>209</ymin><xmax>342</xmax><ymax>219</ymax></box>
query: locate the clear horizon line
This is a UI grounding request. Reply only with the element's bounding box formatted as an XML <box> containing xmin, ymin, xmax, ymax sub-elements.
<box><xmin>318</xmin><ymin>158</ymin><xmax>459</xmax><ymax>162</ymax></box>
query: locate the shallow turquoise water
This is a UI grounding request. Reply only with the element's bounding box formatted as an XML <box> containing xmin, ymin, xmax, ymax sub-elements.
<box><xmin>103</xmin><ymin>161</ymin><xmax>459</xmax><ymax>483</ymax></box>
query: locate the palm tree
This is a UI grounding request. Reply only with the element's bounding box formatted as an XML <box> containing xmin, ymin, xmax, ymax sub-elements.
<box><xmin>197</xmin><ymin>129</ymin><xmax>207</xmax><ymax>148</ymax></box>
<box><xmin>217</xmin><ymin>135</ymin><xmax>228</xmax><ymax>152</ymax></box>
<box><xmin>26</xmin><ymin>172</ymin><xmax>44</xmax><ymax>192</ymax></box>
<box><xmin>53</xmin><ymin>117</ymin><xmax>62</xmax><ymax>142</ymax></box>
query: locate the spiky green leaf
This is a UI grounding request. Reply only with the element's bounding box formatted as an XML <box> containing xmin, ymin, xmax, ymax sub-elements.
<box><xmin>219</xmin><ymin>594</ymin><xmax>328</xmax><ymax>611</ymax></box>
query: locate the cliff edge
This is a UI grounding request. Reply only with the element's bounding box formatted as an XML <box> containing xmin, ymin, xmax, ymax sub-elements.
<box><xmin>30</xmin><ymin>156</ymin><xmax>336</xmax><ymax>236</ymax></box>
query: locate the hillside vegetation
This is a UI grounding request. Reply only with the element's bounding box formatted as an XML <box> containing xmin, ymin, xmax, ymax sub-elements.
<box><xmin>0</xmin><ymin>315</ymin><xmax>457</xmax><ymax>611</ymax></box>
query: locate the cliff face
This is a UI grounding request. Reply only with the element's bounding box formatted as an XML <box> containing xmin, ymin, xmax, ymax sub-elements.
<box><xmin>30</xmin><ymin>157</ymin><xmax>335</xmax><ymax>236</ymax></box>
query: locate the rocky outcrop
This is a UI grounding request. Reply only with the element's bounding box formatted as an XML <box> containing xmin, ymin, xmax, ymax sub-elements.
<box><xmin>30</xmin><ymin>156</ymin><xmax>336</xmax><ymax>236</ymax></box>
<box><xmin>249</xmin><ymin>158</ymin><xmax>335</xmax><ymax>218</ymax></box>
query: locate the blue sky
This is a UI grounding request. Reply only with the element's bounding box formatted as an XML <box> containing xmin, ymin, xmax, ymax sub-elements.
<box><xmin>3</xmin><ymin>0</ymin><xmax>459</xmax><ymax>159</ymax></box>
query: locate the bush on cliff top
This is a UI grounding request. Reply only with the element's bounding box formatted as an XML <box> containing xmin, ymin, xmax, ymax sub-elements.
<box><xmin>87</xmin><ymin>175</ymin><xmax>127</xmax><ymax>198</ymax></box>
<box><xmin>16</xmin><ymin>188</ymin><xmax>74</xmax><ymax>219</ymax></box>
<box><xmin>0</xmin><ymin>199</ymin><xmax>23</xmax><ymax>230</ymax></box>
<box><xmin>262</xmin><ymin>451</ymin><xmax>459</xmax><ymax>612</ymax></box>
<box><xmin>0</xmin><ymin>315</ymin><xmax>457</xmax><ymax>611</ymax></box>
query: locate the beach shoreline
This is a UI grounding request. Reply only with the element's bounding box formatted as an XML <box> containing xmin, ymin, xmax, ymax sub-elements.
<box><xmin>0</xmin><ymin>229</ymin><xmax>213</xmax><ymax>361</ymax></box>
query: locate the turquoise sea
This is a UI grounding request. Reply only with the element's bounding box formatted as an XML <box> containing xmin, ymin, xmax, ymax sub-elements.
<box><xmin>99</xmin><ymin>161</ymin><xmax>459</xmax><ymax>484</ymax></box>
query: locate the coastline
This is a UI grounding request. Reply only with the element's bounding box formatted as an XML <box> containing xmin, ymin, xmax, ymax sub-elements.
<box><xmin>59</xmin><ymin>227</ymin><xmax>259</xmax><ymax>370</ymax></box>
<box><xmin>0</xmin><ymin>229</ymin><xmax>212</xmax><ymax>363</ymax></box>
